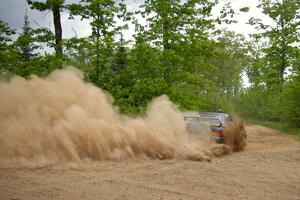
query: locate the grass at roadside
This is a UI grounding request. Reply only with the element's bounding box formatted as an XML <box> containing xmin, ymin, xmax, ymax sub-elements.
<box><xmin>245</xmin><ymin>118</ymin><xmax>300</xmax><ymax>139</ymax></box>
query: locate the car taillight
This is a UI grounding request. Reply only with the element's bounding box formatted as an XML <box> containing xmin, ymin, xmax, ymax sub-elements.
<box><xmin>213</xmin><ymin>130</ymin><xmax>224</xmax><ymax>136</ymax></box>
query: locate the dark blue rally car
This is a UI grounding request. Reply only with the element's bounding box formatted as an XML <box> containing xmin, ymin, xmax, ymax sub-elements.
<box><xmin>184</xmin><ymin>112</ymin><xmax>232</xmax><ymax>143</ymax></box>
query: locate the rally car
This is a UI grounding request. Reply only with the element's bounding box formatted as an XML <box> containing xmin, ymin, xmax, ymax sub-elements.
<box><xmin>184</xmin><ymin>112</ymin><xmax>232</xmax><ymax>143</ymax></box>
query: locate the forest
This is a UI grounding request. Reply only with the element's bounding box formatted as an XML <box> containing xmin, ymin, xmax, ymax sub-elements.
<box><xmin>0</xmin><ymin>0</ymin><xmax>299</xmax><ymax>128</ymax></box>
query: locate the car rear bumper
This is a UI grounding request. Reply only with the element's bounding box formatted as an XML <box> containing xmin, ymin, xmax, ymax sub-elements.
<box><xmin>213</xmin><ymin>135</ymin><xmax>224</xmax><ymax>143</ymax></box>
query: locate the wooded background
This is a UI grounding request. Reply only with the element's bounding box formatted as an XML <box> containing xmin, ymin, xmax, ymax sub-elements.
<box><xmin>1</xmin><ymin>0</ymin><xmax>299</xmax><ymax>127</ymax></box>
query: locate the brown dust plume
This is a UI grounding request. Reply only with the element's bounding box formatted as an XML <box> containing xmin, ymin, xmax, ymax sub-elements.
<box><xmin>210</xmin><ymin>118</ymin><xmax>247</xmax><ymax>157</ymax></box>
<box><xmin>224</xmin><ymin>118</ymin><xmax>247</xmax><ymax>152</ymax></box>
<box><xmin>0</xmin><ymin>67</ymin><xmax>213</xmax><ymax>168</ymax></box>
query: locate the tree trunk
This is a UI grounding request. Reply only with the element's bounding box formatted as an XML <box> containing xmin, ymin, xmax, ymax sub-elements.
<box><xmin>279</xmin><ymin>19</ymin><xmax>287</xmax><ymax>83</ymax></box>
<box><xmin>52</xmin><ymin>6</ymin><xmax>62</xmax><ymax>57</ymax></box>
<box><xmin>162</xmin><ymin>1</ymin><xmax>171</xmax><ymax>85</ymax></box>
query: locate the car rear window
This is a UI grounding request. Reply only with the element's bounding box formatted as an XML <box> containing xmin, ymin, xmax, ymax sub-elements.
<box><xmin>184</xmin><ymin>116</ymin><xmax>221</xmax><ymax>126</ymax></box>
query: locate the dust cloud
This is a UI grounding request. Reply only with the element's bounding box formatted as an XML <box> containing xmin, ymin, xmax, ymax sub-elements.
<box><xmin>210</xmin><ymin>118</ymin><xmax>247</xmax><ymax>157</ymax></box>
<box><xmin>0</xmin><ymin>67</ymin><xmax>213</xmax><ymax>168</ymax></box>
<box><xmin>224</xmin><ymin>118</ymin><xmax>247</xmax><ymax>151</ymax></box>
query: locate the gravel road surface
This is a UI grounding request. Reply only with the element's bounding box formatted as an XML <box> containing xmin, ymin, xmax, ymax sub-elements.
<box><xmin>1</xmin><ymin>125</ymin><xmax>299</xmax><ymax>200</ymax></box>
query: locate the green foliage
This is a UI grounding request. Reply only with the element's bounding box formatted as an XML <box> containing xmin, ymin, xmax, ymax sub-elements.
<box><xmin>282</xmin><ymin>75</ymin><xmax>300</xmax><ymax>127</ymax></box>
<box><xmin>0</xmin><ymin>20</ymin><xmax>16</xmax><ymax>47</ymax></box>
<box><xmin>0</xmin><ymin>20</ymin><xmax>18</xmax><ymax>75</ymax></box>
<box><xmin>16</xmin><ymin>11</ymin><xmax>39</xmax><ymax>62</ymax></box>
<box><xmin>67</xmin><ymin>0</ymin><xmax>127</xmax><ymax>88</ymax></box>
<box><xmin>135</xmin><ymin>0</ymin><xmax>216</xmax><ymax>49</ymax></box>
<box><xmin>27</xmin><ymin>0</ymin><xmax>65</xmax><ymax>11</ymax></box>
<box><xmin>1</xmin><ymin>0</ymin><xmax>299</xmax><ymax>133</ymax></box>
<box><xmin>211</xmin><ymin>31</ymin><xmax>249</xmax><ymax>97</ymax></box>
<box><xmin>27</xmin><ymin>0</ymin><xmax>64</xmax><ymax>57</ymax></box>
<box><xmin>237</xmin><ymin>0</ymin><xmax>300</xmax><ymax>130</ymax></box>
<box><xmin>249</xmin><ymin>0</ymin><xmax>300</xmax><ymax>84</ymax></box>
<box><xmin>237</xmin><ymin>87</ymin><xmax>282</xmax><ymax>120</ymax></box>
<box><xmin>239</xmin><ymin>7</ymin><xmax>250</xmax><ymax>12</ymax></box>
<box><xmin>168</xmin><ymin>86</ymin><xmax>209</xmax><ymax>111</ymax></box>
<box><xmin>0</xmin><ymin>0</ymin><xmax>249</xmax><ymax>115</ymax></box>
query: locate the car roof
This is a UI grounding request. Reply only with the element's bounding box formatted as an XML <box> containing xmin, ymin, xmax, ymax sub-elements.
<box><xmin>198</xmin><ymin>112</ymin><xmax>228</xmax><ymax>116</ymax></box>
<box><xmin>198</xmin><ymin>112</ymin><xmax>229</xmax><ymax>125</ymax></box>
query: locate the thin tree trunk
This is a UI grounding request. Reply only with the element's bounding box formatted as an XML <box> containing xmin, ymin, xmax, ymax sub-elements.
<box><xmin>279</xmin><ymin>19</ymin><xmax>287</xmax><ymax>83</ymax></box>
<box><xmin>162</xmin><ymin>1</ymin><xmax>171</xmax><ymax>85</ymax></box>
<box><xmin>52</xmin><ymin>6</ymin><xmax>63</xmax><ymax>57</ymax></box>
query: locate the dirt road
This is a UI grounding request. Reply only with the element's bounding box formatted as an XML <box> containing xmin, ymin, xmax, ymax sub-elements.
<box><xmin>1</xmin><ymin>125</ymin><xmax>299</xmax><ymax>200</ymax></box>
